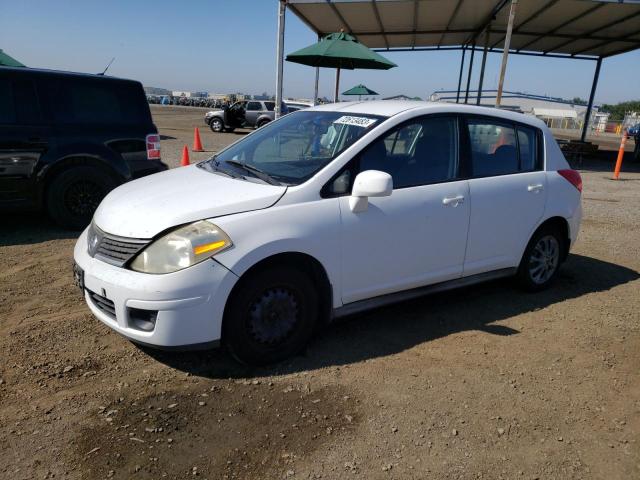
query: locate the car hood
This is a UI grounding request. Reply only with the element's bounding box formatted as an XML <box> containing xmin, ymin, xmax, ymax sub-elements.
<box><xmin>206</xmin><ymin>109</ymin><xmax>223</xmax><ymax>117</ymax></box>
<box><xmin>93</xmin><ymin>165</ymin><xmax>286</xmax><ymax>238</ymax></box>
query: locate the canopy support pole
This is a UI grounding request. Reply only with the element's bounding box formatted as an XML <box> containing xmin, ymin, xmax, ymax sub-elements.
<box><xmin>334</xmin><ymin>67</ymin><xmax>341</xmax><ymax>103</ymax></box>
<box><xmin>456</xmin><ymin>47</ymin><xmax>466</xmax><ymax>104</ymax></box>
<box><xmin>314</xmin><ymin>67</ymin><xmax>320</xmax><ymax>105</ymax></box>
<box><xmin>496</xmin><ymin>0</ymin><xmax>518</xmax><ymax>107</ymax></box>
<box><xmin>581</xmin><ymin>56</ymin><xmax>602</xmax><ymax>143</ymax></box>
<box><xmin>477</xmin><ymin>26</ymin><xmax>490</xmax><ymax>106</ymax></box>
<box><xmin>464</xmin><ymin>41</ymin><xmax>476</xmax><ymax>104</ymax></box>
<box><xmin>275</xmin><ymin>0</ymin><xmax>286</xmax><ymax>119</ymax></box>
<box><xmin>313</xmin><ymin>34</ymin><xmax>320</xmax><ymax>105</ymax></box>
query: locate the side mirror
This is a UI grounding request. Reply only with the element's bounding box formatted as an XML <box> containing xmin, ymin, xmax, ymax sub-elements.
<box><xmin>349</xmin><ymin>170</ymin><xmax>393</xmax><ymax>213</ymax></box>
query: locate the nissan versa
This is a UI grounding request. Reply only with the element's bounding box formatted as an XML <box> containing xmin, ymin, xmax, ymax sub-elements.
<box><xmin>73</xmin><ymin>101</ymin><xmax>582</xmax><ymax>365</ymax></box>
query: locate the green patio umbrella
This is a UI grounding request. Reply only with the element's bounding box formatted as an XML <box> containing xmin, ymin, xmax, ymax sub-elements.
<box><xmin>0</xmin><ymin>49</ymin><xmax>25</xmax><ymax>67</ymax></box>
<box><xmin>342</xmin><ymin>84</ymin><xmax>379</xmax><ymax>100</ymax></box>
<box><xmin>286</xmin><ymin>32</ymin><xmax>396</xmax><ymax>102</ymax></box>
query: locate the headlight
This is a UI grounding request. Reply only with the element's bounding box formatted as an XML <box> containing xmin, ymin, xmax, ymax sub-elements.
<box><xmin>130</xmin><ymin>221</ymin><xmax>232</xmax><ymax>274</ymax></box>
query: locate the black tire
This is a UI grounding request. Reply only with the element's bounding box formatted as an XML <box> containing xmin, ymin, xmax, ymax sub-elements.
<box><xmin>209</xmin><ymin>117</ymin><xmax>224</xmax><ymax>133</ymax></box>
<box><xmin>516</xmin><ymin>225</ymin><xmax>565</xmax><ymax>292</ymax></box>
<box><xmin>223</xmin><ymin>266</ymin><xmax>318</xmax><ymax>365</ymax></box>
<box><xmin>45</xmin><ymin>166</ymin><xmax>117</xmax><ymax>230</ymax></box>
<box><xmin>256</xmin><ymin>119</ymin><xmax>270</xmax><ymax>129</ymax></box>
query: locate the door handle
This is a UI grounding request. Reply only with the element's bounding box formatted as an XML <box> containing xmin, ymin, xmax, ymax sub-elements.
<box><xmin>527</xmin><ymin>184</ymin><xmax>544</xmax><ymax>193</ymax></box>
<box><xmin>442</xmin><ymin>195</ymin><xmax>465</xmax><ymax>206</ymax></box>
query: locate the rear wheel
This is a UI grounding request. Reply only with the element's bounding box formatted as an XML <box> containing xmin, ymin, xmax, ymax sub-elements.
<box><xmin>209</xmin><ymin>117</ymin><xmax>224</xmax><ymax>132</ymax></box>
<box><xmin>517</xmin><ymin>226</ymin><xmax>564</xmax><ymax>291</ymax></box>
<box><xmin>46</xmin><ymin>166</ymin><xmax>117</xmax><ymax>229</ymax></box>
<box><xmin>256</xmin><ymin>119</ymin><xmax>270</xmax><ymax>129</ymax></box>
<box><xmin>223</xmin><ymin>266</ymin><xmax>318</xmax><ymax>365</ymax></box>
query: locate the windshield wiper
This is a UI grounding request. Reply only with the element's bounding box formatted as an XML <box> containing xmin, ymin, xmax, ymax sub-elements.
<box><xmin>224</xmin><ymin>160</ymin><xmax>281</xmax><ymax>186</ymax></box>
<box><xmin>197</xmin><ymin>157</ymin><xmax>241</xmax><ymax>179</ymax></box>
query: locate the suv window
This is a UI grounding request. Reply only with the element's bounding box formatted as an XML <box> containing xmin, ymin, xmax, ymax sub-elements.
<box><xmin>46</xmin><ymin>78</ymin><xmax>151</xmax><ymax>125</ymax></box>
<box><xmin>264</xmin><ymin>102</ymin><xmax>275</xmax><ymax>111</ymax></box>
<box><xmin>357</xmin><ymin>116</ymin><xmax>458</xmax><ymax>189</ymax></box>
<box><xmin>0</xmin><ymin>78</ymin><xmax>42</xmax><ymax>125</ymax></box>
<box><xmin>246</xmin><ymin>101</ymin><xmax>262</xmax><ymax>111</ymax></box>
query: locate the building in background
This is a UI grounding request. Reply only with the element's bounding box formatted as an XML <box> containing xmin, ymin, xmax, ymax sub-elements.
<box><xmin>383</xmin><ymin>94</ymin><xmax>423</xmax><ymax>101</ymax></box>
<box><xmin>172</xmin><ymin>90</ymin><xmax>192</xmax><ymax>98</ymax></box>
<box><xmin>429</xmin><ymin>89</ymin><xmax>608</xmax><ymax>131</ymax></box>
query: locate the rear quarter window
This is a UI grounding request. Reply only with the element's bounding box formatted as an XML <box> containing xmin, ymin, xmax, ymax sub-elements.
<box><xmin>46</xmin><ymin>78</ymin><xmax>152</xmax><ymax>126</ymax></box>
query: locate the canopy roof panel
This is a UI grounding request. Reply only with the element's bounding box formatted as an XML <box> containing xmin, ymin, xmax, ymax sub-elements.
<box><xmin>287</xmin><ymin>0</ymin><xmax>640</xmax><ymax>58</ymax></box>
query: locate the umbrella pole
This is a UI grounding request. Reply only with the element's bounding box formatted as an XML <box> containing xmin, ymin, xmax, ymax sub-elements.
<box><xmin>334</xmin><ymin>68</ymin><xmax>341</xmax><ymax>103</ymax></box>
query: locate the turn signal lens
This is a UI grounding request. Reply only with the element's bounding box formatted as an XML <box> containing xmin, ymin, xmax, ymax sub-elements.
<box><xmin>193</xmin><ymin>240</ymin><xmax>227</xmax><ymax>256</ymax></box>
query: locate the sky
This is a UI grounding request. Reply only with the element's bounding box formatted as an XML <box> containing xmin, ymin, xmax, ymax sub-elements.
<box><xmin>1</xmin><ymin>0</ymin><xmax>639</xmax><ymax>105</ymax></box>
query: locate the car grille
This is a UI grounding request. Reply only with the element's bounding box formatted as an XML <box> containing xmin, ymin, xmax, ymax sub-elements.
<box><xmin>88</xmin><ymin>223</ymin><xmax>149</xmax><ymax>267</ymax></box>
<box><xmin>87</xmin><ymin>289</ymin><xmax>116</xmax><ymax>320</ymax></box>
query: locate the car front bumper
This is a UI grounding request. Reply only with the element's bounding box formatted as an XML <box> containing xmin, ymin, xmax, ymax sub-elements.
<box><xmin>73</xmin><ymin>228</ymin><xmax>238</xmax><ymax>348</ymax></box>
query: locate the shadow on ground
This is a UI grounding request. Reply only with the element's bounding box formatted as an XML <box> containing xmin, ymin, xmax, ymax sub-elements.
<box><xmin>568</xmin><ymin>152</ymin><xmax>640</xmax><ymax>173</ymax></box>
<box><xmin>0</xmin><ymin>213</ymin><xmax>79</xmax><ymax>246</ymax></box>
<box><xmin>146</xmin><ymin>253</ymin><xmax>639</xmax><ymax>379</ymax></box>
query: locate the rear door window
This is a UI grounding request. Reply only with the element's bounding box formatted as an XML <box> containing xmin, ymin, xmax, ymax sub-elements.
<box><xmin>246</xmin><ymin>101</ymin><xmax>262</xmax><ymax>111</ymax></box>
<box><xmin>466</xmin><ymin>120</ymin><xmax>519</xmax><ymax>177</ymax></box>
<box><xmin>264</xmin><ymin>102</ymin><xmax>275</xmax><ymax>111</ymax></box>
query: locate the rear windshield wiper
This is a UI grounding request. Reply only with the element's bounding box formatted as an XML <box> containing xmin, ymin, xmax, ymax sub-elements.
<box><xmin>224</xmin><ymin>160</ymin><xmax>281</xmax><ymax>186</ymax></box>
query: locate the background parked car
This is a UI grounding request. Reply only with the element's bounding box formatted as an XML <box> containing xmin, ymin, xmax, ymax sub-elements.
<box><xmin>0</xmin><ymin>66</ymin><xmax>167</xmax><ymax>229</ymax></box>
<box><xmin>285</xmin><ymin>100</ymin><xmax>314</xmax><ymax>112</ymax></box>
<box><xmin>204</xmin><ymin>100</ymin><xmax>288</xmax><ymax>132</ymax></box>
<box><xmin>626</xmin><ymin>123</ymin><xmax>639</xmax><ymax>136</ymax></box>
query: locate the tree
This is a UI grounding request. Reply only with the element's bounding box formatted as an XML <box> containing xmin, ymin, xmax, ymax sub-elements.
<box><xmin>600</xmin><ymin>100</ymin><xmax>640</xmax><ymax>121</ymax></box>
<box><xmin>571</xmin><ymin>97</ymin><xmax>588</xmax><ymax>106</ymax></box>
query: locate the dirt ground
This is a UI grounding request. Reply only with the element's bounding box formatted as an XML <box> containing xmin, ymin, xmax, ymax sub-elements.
<box><xmin>1</xmin><ymin>106</ymin><xmax>639</xmax><ymax>480</ymax></box>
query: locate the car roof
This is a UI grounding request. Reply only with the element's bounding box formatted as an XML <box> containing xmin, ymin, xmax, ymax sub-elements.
<box><xmin>0</xmin><ymin>65</ymin><xmax>140</xmax><ymax>84</ymax></box>
<box><xmin>309</xmin><ymin>100</ymin><xmax>547</xmax><ymax>129</ymax></box>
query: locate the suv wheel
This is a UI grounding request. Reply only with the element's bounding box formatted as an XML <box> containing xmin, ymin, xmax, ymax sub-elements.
<box><xmin>223</xmin><ymin>266</ymin><xmax>318</xmax><ymax>365</ymax></box>
<box><xmin>256</xmin><ymin>119</ymin><xmax>270</xmax><ymax>129</ymax></box>
<box><xmin>517</xmin><ymin>226</ymin><xmax>564</xmax><ymax>291</ymax></box>
<box><xmin>209</xmin><ymin>117</ymin><xmax>224</xmax><ymax>133</ymax></box>
<box><xmin>46</xmin><ymin>166</ymin><xmax>117</xmax><ymax>230</ymax></box>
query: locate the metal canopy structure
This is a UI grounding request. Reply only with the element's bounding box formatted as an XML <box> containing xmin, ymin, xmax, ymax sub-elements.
<box><xmin>275</xmin><ymin>0</ymin><xmax>640</xmax><ymax>141</ymax></box>
<box><xmin>286</xmin><ymin>0</ymin><xmax>640</xmax><ymax>59</ymax></box>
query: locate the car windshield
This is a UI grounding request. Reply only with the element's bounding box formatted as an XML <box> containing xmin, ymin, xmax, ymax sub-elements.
<box><xmin>201</xmin><ymin>111</ymin><xmax>385</xmax><ymax>185</ymax></box>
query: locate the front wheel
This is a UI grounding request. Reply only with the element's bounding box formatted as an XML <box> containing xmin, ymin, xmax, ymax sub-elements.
<box><xmin>517</xmin><ymin>227</ymin><xmax>564</xmax><ymax>291</ymax></box>
<box><xmin>223</xmin><ymin>266</ymin><xmax>318</xmax><ymax>365</ymax></box>
<box><xmin>209</xmin><ymin>117</ymin><xmax>224</xmax><ymax>132</ymax></box>
<box><xmin>46</xmin><ymin>166</ymin><xmax>117</xmax><ymax>229</ymax></box>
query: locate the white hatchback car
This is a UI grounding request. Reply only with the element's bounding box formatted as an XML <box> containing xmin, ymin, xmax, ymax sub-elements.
<box><xmin>73</xmin><ymin>101</ymin><xmax>582</xmax><ymax>364</ymax></box>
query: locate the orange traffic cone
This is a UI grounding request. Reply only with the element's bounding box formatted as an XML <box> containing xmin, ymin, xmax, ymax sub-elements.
<box><xmin>180</xmin><ymin>145</ymin><xmax>190</xmax><ymax>166</ymax></box>
<box><xmin>192</xmin><ymin>127</ymin><xmax>204</xmax><ymax>152</ymax></box>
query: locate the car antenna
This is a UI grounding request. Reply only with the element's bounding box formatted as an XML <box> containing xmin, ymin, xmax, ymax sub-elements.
<box><xmin>98</xmin><ymin>57</ymin><xmax>115</xmax><ymax>75</ymax></box>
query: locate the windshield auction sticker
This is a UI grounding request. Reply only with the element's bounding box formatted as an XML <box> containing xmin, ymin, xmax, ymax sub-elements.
<box><xmin>334</xmin><ymin>116</ymin><xmax>378</xmax><ymax>128</ymax></box>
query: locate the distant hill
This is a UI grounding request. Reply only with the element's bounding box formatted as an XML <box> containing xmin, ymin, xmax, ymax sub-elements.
<box><xmin>144</xmin><ymin>86</ymin><xmax>171</xmax><ymax>95</ymax></box>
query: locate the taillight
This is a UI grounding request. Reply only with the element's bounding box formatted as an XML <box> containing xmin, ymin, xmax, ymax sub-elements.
<box><xmin>558</xmin><ymin>169</ymin><xmax>582</xmax><ymax>192</ymax></box>
<box><xmin>146</xmin><ymin>134</ymin><xmax>161</xmax><ymax>160</ymax></box>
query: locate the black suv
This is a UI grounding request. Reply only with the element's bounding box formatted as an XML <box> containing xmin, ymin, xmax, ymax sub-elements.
<box><xmin>0</xmin><ymin>67</ymin><xmax>167</xmax><ymax>228</ymax></box>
